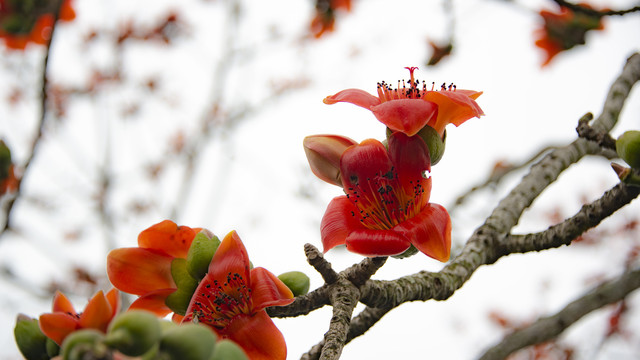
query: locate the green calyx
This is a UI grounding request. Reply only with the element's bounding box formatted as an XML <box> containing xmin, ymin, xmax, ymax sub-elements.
<box><xmin>186</xmin><ymin>230</ymin><xmax>220</xmax><ymax>281</ymax></box>
<box><xmin>105</xmin><ymin>310</ymin><xmax>162</xmax><ymax>357</ymax></box>
<box><xmin>278</xmin><ymin>271</ymin><xmax>310</xmax><ymax>297</ymax></box>
<box><xmin>14</xmin><ymin>315</ymin><xmax>55</xmax><ymax>360</ymax></box>
<box><xmin>391</xmin><ymin>244</ymin><xmax>419</xmax><ymax>259</ymax></box>
<box><xmin>166</xmin><ymin>258</ymin><xmax>200</xmax><ymax>315</ymax></box>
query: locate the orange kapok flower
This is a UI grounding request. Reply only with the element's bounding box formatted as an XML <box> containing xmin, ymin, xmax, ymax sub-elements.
<box><xmin>534</xmin><ymin>3</ymin><xmax>604</xmax><ymax>67</ymax></box>
<box><xmin>310</xmin><ymin>0</ymin><xmax>352</xmax><ymax>38</ymax></box>
<box><xmin>321</xmin><ymin>132</ymin><xmax>451</xmax><ymax>261</ymax></box>
<box><xmin>182</xmin><ymin>231</ymin><xmax>294</xmax><ymax>360</ymax></box>
<box><xmin>0</xmin><ymin>0</ymin><xmax>75</xmax><ymax>50</ymax></box>
<box><xmin>107</xmin><ymin>220</ymin><xmax>200</xmax><ymax>319</ymax></box>
<box><xmin>324</xmin><ymin>67</ymin><xmax>483</xmax><ymax>137</ymax></box>
<box><xmin>38</xmin><ymin>289</ymin><xmax>120</xmax><ymax>345</ymax></box>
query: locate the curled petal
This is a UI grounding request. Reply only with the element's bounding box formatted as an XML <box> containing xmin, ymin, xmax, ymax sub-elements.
<box><xmin>320</xmin><ymin>196</ymin><xmax>362</xmax><ymax>252</ymax></box>
<box><xmin>323</xmin><ymin>88</ymin><xmax>381</xmax><ymax>109</ymax></box>
<box><xmin>303</xmin><ymin>135</ymin><xmax>357</xmax><ymax>187</ymax></box>
<box><xmin>394</xmin><ymin>203</ymin><xmax>451</xmax><ymax>262</ymax></box>
<box><xmin>345</xmin><ymin>229</ymin><xmax>411</xmax><ymax>257</ymax></box>
<box><xmin>137</xmin><ymin>220</ymin><xmax>197</xmax><ymax>258</ymax></box>
<box><xmin>39</xmin><ymin>313</ymin><xmax>78</xmax><ymax>345</ymax></box>
<box><xmin>208</xmin><ymin>231</ymin><xmax>250</xmax><ymax>281</ymax></box>
<box><xmin>250</xmin><ymin>267</ymin><xmax>294</xmax><ymax>311</ymax></box>
<box><xmin>107</xmin><ymin>247</ymin><xmax>175</xmax><ymax>295</ymax></box>
<box><xmin>78</xmin><ymin>291</ymin><xmax>113</xmax><ymax>332</ymax></box>
<box><xmin>224</xmin><ymin>311</ymin><xmax>287</xmax><ymax>360</ymax></box>
<box><xmin>424</xmin><ymin>90</ymin><xmax>483</xmax><ymax>135</ymax></box>
<box><xmin>371</xmin><ymin>99</ymin><xmax>438</xmax><ymax>136</ymax></box>
<box><xmin>128</xmin><ymin>289</ymin><xmax>175</xmax><ymax>317</ymax></box>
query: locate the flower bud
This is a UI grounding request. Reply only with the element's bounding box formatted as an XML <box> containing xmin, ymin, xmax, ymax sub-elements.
<box><xmin>105</xmin><ymin>310</ymin><xmax>162</xmax><ymax>356</ymax></box>
<box><xmin>303</xmin><ymin>135</ymin><xmax>358</xmax><ymax>187</ymax></box>
<box><xmin>14</xmin><ymin>315</ymin><xmax>55</xmax><ymax>360</ymax></box>
<box><xmin>277</xmin><ymin>271</ymin><xmax>310</xmax><ymax>297</ymax></box>
<box><xmin>166</xmin><ymin>258</ymin><xmax>199</xmax><ymax>315</ymax></box>
<box><xmin>616</xmin><ymin>130</ymin><xmax>640</xmax><ymax>169</ymax></box>
<box><xmin>210</xmin><ymin>339</ymin><xmax>249</xmax><ymax>360</ymax></box>
<box><xmin>186</xmin><ymin>230</ymin><xmax>220</xmax><ymax>280</ymax></box>
<box><xmin>59</xmin><ymin>329</ymin><xmax>106</xmax><ymax>360</ymax></box>
<box><xmin>158</xmin><ymin>323</ymin><xmax>217</xmax><ymax>360</ymax></box>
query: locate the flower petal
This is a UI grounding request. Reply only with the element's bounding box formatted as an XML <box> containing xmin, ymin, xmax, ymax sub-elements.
<box><xmin>424</xmin><ymin>91</ymin><xmax>483</xmax><ymax>135</ymax></box>
<box><xmin>340</xmin><ymin>138</ymin><xmax>392</xmax><ymax>188</ymax></box>
<box><xmin>345</xmin><ymin>229</ymin><xmax>411</xmax><ymax>257</ymax></box>
<box><xmin>208</xmin><ymin>231</ymin><xmax>250</xmax><ymax>282</ymax></box>
<box><xmin>388</xmin><ymin>132</ymin><xmax>432</xmax><ymax>207</ymax></box>
<box><xmin>394</xmin><ymin>203</ymin><xmax>451</xmax><ymax>262</ymax></box>
<box><xmin>78</xmin><ymin>291</ymin><xmax>114</xmax><ymax>332</ymax></box>
<box><xmin>320</xmin><ymin>196</ymin><xmax>363</xmax><ymax>252</ymax></box>
<box><xmin>371</xmin><ymin>99</ymin><xmax>438</xmax><ymax>136</ymax></box>
<box><xmin>39</xmin><ymin>313</ymin><xmax>78</xmax><ymax>345</ymax></box>
<box><xmin>137</xmin><ymin>220</ymin><xmax>197</xmax><ymax>258</ymax></box>
<box><xmin>128</xmin><ymin>289</ymin><xmax>175</xmax><ymax>317</ymax></box>
<box><xmin>107</xmin><ymin>247</ymin><xmax>175</xmax><ymax>295</ymax></box>
<box><xmin>224</xmin><ymin>311</ymin><xmax>288</xmax><ymax>360</ymax></box>
<box><xmin>249</xmin><ymin>267</ymin><xmax>294</xmax><ymax>311</ymax></box>
<box><xmin>51</xmin><ymin>291</ymin><xmax>77</xmax><ymax>316</ymax></box>
<box><xmin>323</xmin><ymin>88</ymin><xmax>381</xmax><ymax>109</ymax></box>
<box><xmin>105</xmin><ymin>289</ymin><xmax>120</xmax><ymax>316</ymax></box>
<box><xmin>303</xmin><ymin>134</ymin><xmax>357</xmax><ymax>187</ymax></box>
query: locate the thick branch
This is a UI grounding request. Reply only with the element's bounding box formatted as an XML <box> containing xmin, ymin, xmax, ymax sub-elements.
<box><xmin>478</xmin><ymin>267</ymin><xmax>640</xmax><ymax>360</ymax></box>
<box><xmin>319</xmin><ymin>278</ymin><xmax>360</xmax><ymax>360</ymax></box>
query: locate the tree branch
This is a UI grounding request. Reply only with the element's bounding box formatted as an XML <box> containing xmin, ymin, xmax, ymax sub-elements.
<box><xmin>478</xmin><ymin>267</ymin><xmax>640</xmax><ymax>360</ymax></box>
<box><xmin>504</xmin><ymin>182</ymin><xmax>640</xmax><ymax>254</ymax></box>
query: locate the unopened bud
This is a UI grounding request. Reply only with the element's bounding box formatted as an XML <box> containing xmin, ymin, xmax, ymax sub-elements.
<box><xmin>278</xmin><ymin>271</ymin><xmax>311</xmax><ymax>297</ymax></box>
<box><xmin>105</xmin><ymin>310</ymin><xmax>161</xmax><ymax>356</ymax></box>
<box><xmin>158</xmin><ymin>323</ymin><xmax>217</xmax><ymax>360</ymax></box>
<box><xmin>616</xmin><ymin>130</ymin><xmax>640</xmax><ymax>169</ymax></box>
<box><xmin>59</xmin><ymin>329</ymin><xmax>106</xmax><ymax>360</ymax></box>
<box><xmin>210</xmin><ymin>339</ymin><xmax>249</xmax><ymax>360</ymax></box>
<box><xmin>303</xmin><ymin>135</ymin><xmax>357</xmax><ymax>187</ymax></box>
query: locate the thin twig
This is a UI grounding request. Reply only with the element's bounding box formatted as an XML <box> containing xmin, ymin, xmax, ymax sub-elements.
<box><xmin>478</xmin><ymin>267</ymin><xmax>640</xmax><ymax>360</ymax></box>
<box><xmin>1</xmin><ymin>2</ymin><xmax>64</xmax><ymax>234</ymax></box>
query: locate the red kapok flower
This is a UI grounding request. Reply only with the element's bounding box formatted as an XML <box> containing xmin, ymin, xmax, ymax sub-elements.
<box><xmin>321</xmin><ymin>132</ymin><xmax>451</xmax><ymax>261</ymax></box>
<box><xmin>38</xmin><ymin>289</ymin><xmax>120</xmax><ymax>345</ymax></box>
<box><xmin>107</xmin><ymin>220</ymin><xmax>200</xmax><ymax>319</ymax></box>
<box><xmin>534</xmin><ymin>3</ymin><xmax>605</xmax><ymax>67</ymax></box>
<box><xmin>182</xmin><ymin>231</ymin><xmax>294</xmax><ymax>360</ymax></box>
<box><xmin>323</xmin><ymin>67</ymin><xmax>483</xmax><ymax>137</ymax></box>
